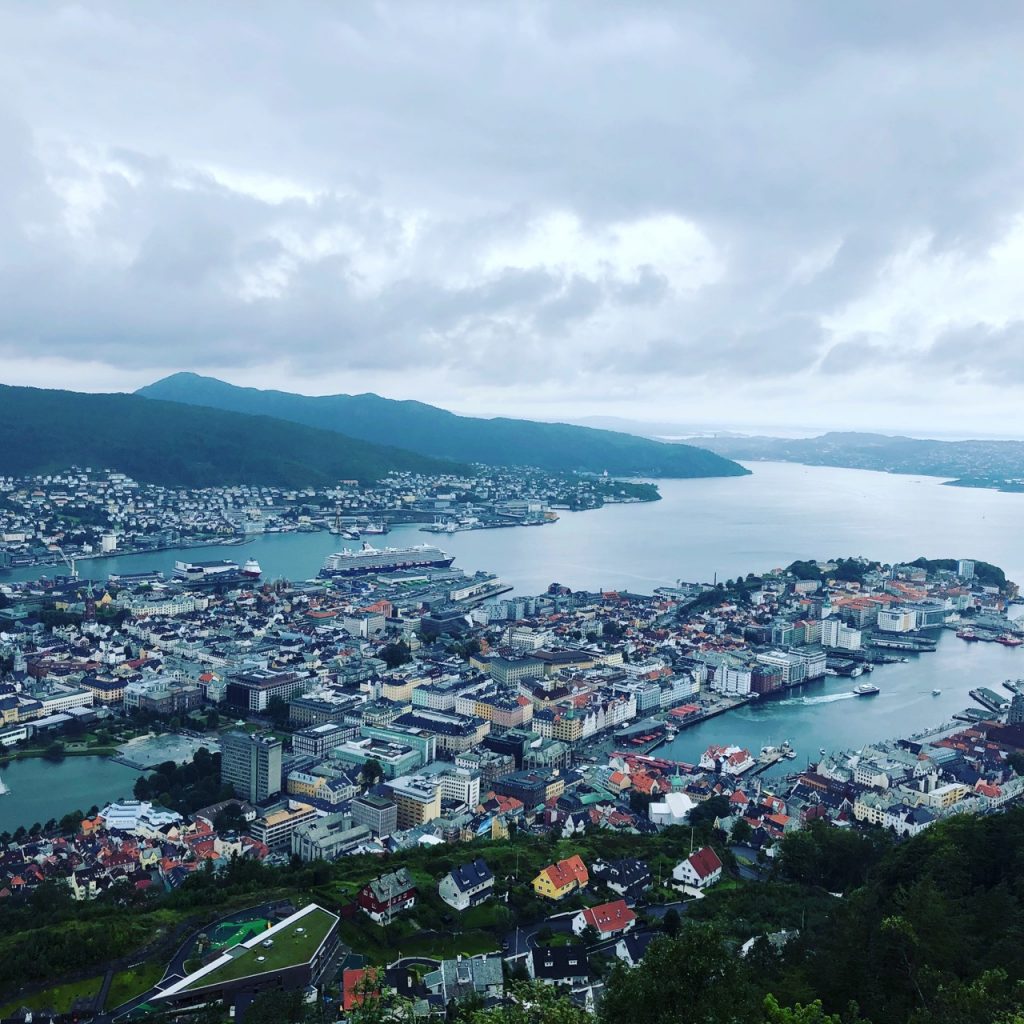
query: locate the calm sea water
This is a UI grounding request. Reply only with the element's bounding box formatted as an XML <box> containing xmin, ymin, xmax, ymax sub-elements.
<box><xmin>3</xmin><ymin>462</ymin><xmax>1024</xmax><ymax>815</ymax></box>
<box><xmin>7</xmin><ymin>462</ymin><xmax>1023</xmax><ymax>594</ymax></box>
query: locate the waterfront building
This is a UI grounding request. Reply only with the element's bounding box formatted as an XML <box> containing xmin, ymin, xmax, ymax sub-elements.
<box><xmin>821</xmin><ymin>617</ymin><xmax>862</xmax><ymax>651</ymax></box>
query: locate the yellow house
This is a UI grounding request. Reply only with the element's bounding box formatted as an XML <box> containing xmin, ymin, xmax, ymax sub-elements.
<box><xmin>532</xmin><ymin>854</ymin><xmax>589</xmax><ymax>901</ymax></box>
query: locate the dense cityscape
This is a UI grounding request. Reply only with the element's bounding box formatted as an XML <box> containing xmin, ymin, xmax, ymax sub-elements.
<box><xmin>2</xmin><ymin>499</ymin><xmax>1023</xmax><ymax>1020</ymax></box>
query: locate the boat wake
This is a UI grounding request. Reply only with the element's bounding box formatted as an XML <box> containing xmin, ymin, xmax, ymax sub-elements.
<box><xmin>775</xmin><ymin>692</ymin><xmax>857</xmax><ymax>707</ymax></box>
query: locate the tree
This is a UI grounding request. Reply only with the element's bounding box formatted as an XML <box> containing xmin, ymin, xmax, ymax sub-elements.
<box><xmin>59</xmin><ymin>811</ymin><xmax>84</xmax><ymax>834</ymax></box>
<box><xmin>731</xmin><ymin>819</ymin><xmax>754</xmax><ymax>846</ymax></box>
<box><xmin>214</xmin><ymin>803</ymin><xmax>246</xmax><ymax>833</ymax></box>
<box><xmin>266</xmin><ymin>695</ymin><xmax>290</xmax><ymax>728</ymax></box>
<box><xmin>380</xmin><ymin>641</ymin><xmax>412</xmax><ymax>669</ymax></box>
<box><xmin>465</xmin><ymin>982</ymin><xmax>590</xmax><ymax>1024</ymax></box>
<box><xmin>362</xmin><ymin>758</ymin><xmax>384</xmax><ymax>787</ymax></box>
<box><xmin>762</xmin><ymin>996</ymin><xmax>843</xmax><ymax>1024</ymax></box>
<box><xmin>205</xmin><ymin>708</ymin><xmax>221</xmax><ymax>731</ymax></box>
<box><xmin>244</xmin><ymin>988</ymin><xmax>311</xmax><ymax>1024</ymax></box>
<box><xmin>688</xmin><ymin>794</ymin><xmax>731</xmax><ymax>829</ymax></box>
<box><xmin>580</xmin><ymin>924</ymin><xmax>600</xmax><ymax>946</ymax></box>
<box><xmin>43</xmin><ymin>741</ymin><xmax>65</xmax><ymax>762</ymax></box>
<box><xmin>600</xmin><ymin>927</ymin><xmax>759</xmax><ymax>1024</ymax></box>
<box><xmin>661</xmin><ymin>907</ymin><xmax>681</xmax><ymax>937</ymax></box>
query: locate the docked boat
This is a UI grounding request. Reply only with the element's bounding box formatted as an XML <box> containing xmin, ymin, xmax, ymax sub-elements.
<box><xmin>241</xmin><ymin>558</ymin><xmax>262</xmax><ymax>579</ymax></box>
<box><xmin>327</xmin><ymin>509</ymin><xmax>349</xmax><ymax>536</ymax></box>
<box><xmin>997</xmin><ymin>635</ymin><xmax>1023</xmax><ymax>647</ymax></box>
<box><xmin>957</xmin><ymin>629</ymin><xmax>981</xmax><ymax>642</ymax></box>
<box><xmin>320</xmin><ymin>542</ymin><xmax>455</xmax><ymax>577</ymax></box>
<box><xmin>970</xmin><ymin>687</ymin><xmax>1010</xmax><ymax>713</ymax></box>
<box><xmin>853</xmin><ymin>682</ymin><xmax>880</xmax><ymax>696</ymax></box>
<box><xmin>362</xmin><ymin>521</ymin><xmax>389</xmax><ymax>535</ymax></box>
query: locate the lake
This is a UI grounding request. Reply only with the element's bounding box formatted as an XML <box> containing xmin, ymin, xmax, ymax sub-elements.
<box><xmin>0</xmin><ymin>757</ymin><xmax>140</xmax><ymax>834</ymax></box>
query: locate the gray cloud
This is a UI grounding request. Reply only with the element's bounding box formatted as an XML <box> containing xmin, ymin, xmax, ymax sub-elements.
<box><xmin>0</xmin><ymin>2</ymin><xmax>1023</xmax><ymax>432</ymax></box>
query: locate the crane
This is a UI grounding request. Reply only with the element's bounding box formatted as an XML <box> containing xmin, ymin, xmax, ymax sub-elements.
<box><xmin>53</xmin><ymin>545</ymin><xmax>78</xmax><ymax>579</ymax></box>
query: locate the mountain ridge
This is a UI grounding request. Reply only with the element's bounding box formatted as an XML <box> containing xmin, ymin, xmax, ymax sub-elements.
<box><xmin>684</xmin><ymin>430</ymin><xmax>1024</xmax><ymax>487</ymax></box>
<box><xmin>0</xmin><ymin>383</ymin><xmax>466</xmax><ymax>487</ymax></box>
<box><xmin>136</xmin><ymin>372</ymin><xmax>749</xmax><ymax>479</ymax></box>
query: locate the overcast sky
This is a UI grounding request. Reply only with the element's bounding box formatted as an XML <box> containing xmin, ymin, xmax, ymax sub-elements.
<box><xmin>2</xmin><ymin>2</ymin><xmax>1024</xmax><ymax>436</ymax></box>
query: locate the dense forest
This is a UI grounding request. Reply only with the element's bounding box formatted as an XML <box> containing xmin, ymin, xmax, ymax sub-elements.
<box><xmin>0</xmin><ymin>384</ymin><xmax>464</xmax><ymax>487</ymax></box>
<box><xmin>138</xmin><ymin>373</ymin><xmax>749</xmax><ymax>479</ymax></box>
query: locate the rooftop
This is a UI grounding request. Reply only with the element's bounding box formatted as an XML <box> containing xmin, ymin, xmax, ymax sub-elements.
<box><xmin>158</xmin><ymin>904</ymin><xmax>338</xmax><ymax>996</ymax></box>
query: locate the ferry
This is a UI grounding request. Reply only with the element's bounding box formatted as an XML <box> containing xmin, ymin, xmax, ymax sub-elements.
<box><xmin>320</xmin><ymin>542</ymin><xmax>455</xmax><ymax>577</ymax></box>
<box><xmin>362</xmin><ymin>521</ymin><xmax>389</xmax><ymax>535</ymax></box>
<box><xmin>241</xmin><ymin>558</ymin><xmax>262</xmax><ymax>580</ymax></box>
<box><xmin>853</xmin><ymin>682</ymin><xmax>880</xmax><ymax>697</ymax></box>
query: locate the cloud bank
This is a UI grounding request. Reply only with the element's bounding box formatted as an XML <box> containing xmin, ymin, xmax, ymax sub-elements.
<box><xmin>2</xmin><ymin>2</ymin><xmax>1024</xmax><ymax>434</ymax></box>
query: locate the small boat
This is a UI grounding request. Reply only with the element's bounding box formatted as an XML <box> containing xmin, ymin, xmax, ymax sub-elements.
<box><xmin>932</xmin><ymin>688</ymin><xmax>942</xmax><ymax>696</ymax></box>
<box><xmin>819</xmin><ymin>747</ymin><xmax>826</xmax><ymax>755</ymax></box>
<box><xmin>853</xmin><ymin>683</ymin><xmax>880</xmax><ymax>696</ymax></box>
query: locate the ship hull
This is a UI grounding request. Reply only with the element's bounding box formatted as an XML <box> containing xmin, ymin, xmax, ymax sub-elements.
<box><xmin>319</xmin><ymin>556</ymin><xmax>455</xmax><ymax>578</ymax></box>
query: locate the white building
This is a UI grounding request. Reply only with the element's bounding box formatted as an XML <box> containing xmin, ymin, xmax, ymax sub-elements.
<box><xmin>672</xmin><ymin>846</ymin><xmax>723</xmax><ymax>889</ymax></box>
<box><xmin>821</xmin><ymin>617</ymin><xmax>862</xmax><ymax>651</ymax></box>
<box><xmin>877</xmin><ymin>608</ymin><xmax>918</xmax><ymax>633</ymax></box>
<box><xmin>648</xmin><ymin>791</ymin><xmax>694</xmax><ymax>826</ymax></box>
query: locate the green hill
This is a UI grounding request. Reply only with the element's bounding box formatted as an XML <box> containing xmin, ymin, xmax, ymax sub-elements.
<box><xmin>137</xmin><ymin>373</ymin><xmax>749</xmax><ymax>479</ymax></box>
<box><xmin>0</xmin><ymin>384</ymin><xmax>465</xmax><ymax>487</ymax></box>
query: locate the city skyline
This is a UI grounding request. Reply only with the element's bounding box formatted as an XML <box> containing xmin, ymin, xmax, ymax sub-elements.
<box><xmin>2</xmin><ymin>3</ymin><xmax>1024</xmax><ymax>435</ymax></box>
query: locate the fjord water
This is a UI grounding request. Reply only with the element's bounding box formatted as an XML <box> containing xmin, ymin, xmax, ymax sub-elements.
<box><xmin>10</xmin><ymin>462</ymin><xmax>1024</xmax><ymax>592</ymax></box>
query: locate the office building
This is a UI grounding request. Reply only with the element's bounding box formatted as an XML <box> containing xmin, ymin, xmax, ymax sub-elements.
<box><xmin>387</xmin><ymin>775</ymin><xmax>442</xmax><ymax>829</ymax></box>
<box><xmin>350</xmin><ymin>794</ymin><xmax>399</xmax><ymax>837</ymax></box>
<box><xmin>220</xmin><ymin>730</ymin><xmax>283</xmax><ymax>803</ymax></box>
